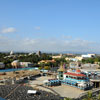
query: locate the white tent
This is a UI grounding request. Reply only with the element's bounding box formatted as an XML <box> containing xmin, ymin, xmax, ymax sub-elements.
<box><xmin>27</xmin><ymin>90</ymin><xmax>37</xmax><ymax>94</ymax></box>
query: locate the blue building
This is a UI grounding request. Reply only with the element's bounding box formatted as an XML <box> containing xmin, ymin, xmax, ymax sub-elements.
<box><xmin>58</xmin><ymin>68</ymin><xmax>93</xmax><ymax>90</ymax></box>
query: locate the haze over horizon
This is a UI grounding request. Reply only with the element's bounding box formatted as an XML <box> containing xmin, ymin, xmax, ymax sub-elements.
<box><xmin>0</xmin><ymin>0</ymin><xmax>100</xmax><ymax>53</ymax></box>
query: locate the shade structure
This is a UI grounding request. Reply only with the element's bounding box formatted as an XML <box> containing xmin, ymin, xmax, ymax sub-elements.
<box><xmin>27</xmin><ymin>90</ymin><xmax>37</xmax><ymax>94</ymax></box>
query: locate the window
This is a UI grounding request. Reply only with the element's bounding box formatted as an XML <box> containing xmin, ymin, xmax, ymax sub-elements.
<box><xmin>66</xmin><ymin>76</ymin><xmax>68</xmax><ymax>78</ymax></box>
<box><xmin>61</xmin><ymin>75</ymin><xmax>63</xmax><ymax>77</ymax></box>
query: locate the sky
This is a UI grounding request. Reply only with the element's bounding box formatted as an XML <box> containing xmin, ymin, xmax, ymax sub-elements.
<box><xmin>0</xmin><ymin>0</ymin><xmax>100</xmax><ymax>53</ymax></box>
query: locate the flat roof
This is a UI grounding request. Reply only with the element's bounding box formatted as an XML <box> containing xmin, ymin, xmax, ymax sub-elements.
<box><xmin>81</xmin><ymin>69</ymin><xmax>100</xmax><ymax>72</ymax></box>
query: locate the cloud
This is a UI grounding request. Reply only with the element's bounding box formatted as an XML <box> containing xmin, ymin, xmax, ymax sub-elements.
<box><xmin>34</xmin><ymin>26</ymin><xmax>40</xmax><ymax>30</ymax></box>
<box><xmin>62</xmin><ymin>35</ymin><xmax>72</xmax><ymax>39</ymax></box>
<box><xmin>1</xmin><ymin>27</ymin><xmax>16</xmax><ymax>33</ymax></box>
<box><xmin>0</xmin><ymin>36</ymin><xmax>100</xmax><ymax>53</ymax></box>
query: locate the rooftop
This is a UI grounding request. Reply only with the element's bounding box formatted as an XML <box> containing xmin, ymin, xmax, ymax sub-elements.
<box><xmin>64</xmin><ymin>72</ymin><xmax>86</xmax><ymax>77</ymax></box>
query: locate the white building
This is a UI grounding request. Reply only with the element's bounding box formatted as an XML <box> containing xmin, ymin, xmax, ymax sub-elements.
<box><xmin>81</xmin><ymin>69</ymin><xmax>100</xmax><ymax>76</ymax></box>
<box><xmin>11</xmin><ymin>60</ymin><xmax>33</xmax><ymax>68</ymax></box>
<box><xmin>82</xmin><ymin>54</ymin><xmax>95</xmax><ymax>58</ymax></box>
<box><xmin>0</xmin><ymin>62</ymin><xmax>5</xmax><ymax>69</ymax></box>
<box><xmin>65</xmin><ymin>57</ymin><xmax>78</xmax><ymax>62</ymax></box>
<box><xmin>52</xmin><ymin>55</ymin><xmax>62</xmax><ymax>59</ymax></box>
<box><xmin>20</xmin><ymin>62</ymin><xmax>33</xmax><ymax>67</ymax></box>
<box><xmin>11</xmin><ymin>60</ymin><xmax>20</xmax><ymax>68</ymax></box>
<box><xmin>75</xmin><ymin>56</ymin><xmax>83</xmax><ymax>61</ymax></box>
<box><xmin>81</xmin><ymin>63</ymin><xmax>99</xmax><ymax>69</ymax></box>
<box><xmin>28</xmin><ymin>52</ymin><xmax>34</xmax><ymax>56</ymax></box>
<box><xmin>10</xmin><ymin>51</ymin><xmax>14</xmax><ymax>55</ymax></box>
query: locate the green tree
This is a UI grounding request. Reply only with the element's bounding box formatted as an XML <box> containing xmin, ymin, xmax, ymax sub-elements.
<box><xmin>82</xmin><ymin>91</ymin><xmax>93</xmax><ymax>100</ymax></box>
<box><xmin>64</xmin><ymin>97</ymin><xmax>72</xmax><ymax>100</ymax></box>
<box><xmin>38</xmin><ymin>66</ymin><xmax>43</xmax><ymax>70</ymax></box>
<box><xmin>39</xmin><ymin>62</ymin><xmax>45</xmax><ymax>67</ymax></box>
<box><xmin>44</xmin><ymin>66</ymin><xmax>50</xmax><ymax>70</ymax></box>
<box><xmin>40</xmin><ymin>53</ymin><xmax>52</xmax><ymax>60</ymax></box>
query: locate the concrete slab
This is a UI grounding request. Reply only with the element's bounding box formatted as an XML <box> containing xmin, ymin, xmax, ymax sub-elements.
<box><xmin>50</xmin><ymin>84</ymin><xmax>85</xmax><ymax>98</ymax></box>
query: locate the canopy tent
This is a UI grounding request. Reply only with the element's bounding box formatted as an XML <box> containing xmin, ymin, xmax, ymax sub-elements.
<box><xmin>27</xmin><ymin>90</ymin><xmax>37</xmax><ymax>94</ymax></box>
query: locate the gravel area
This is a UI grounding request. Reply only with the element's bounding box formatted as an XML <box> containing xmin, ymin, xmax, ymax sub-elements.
<box><xmin>0</xmin><ymin>85</ymin><xmax>61</xmax><ymax>100</ymax></box>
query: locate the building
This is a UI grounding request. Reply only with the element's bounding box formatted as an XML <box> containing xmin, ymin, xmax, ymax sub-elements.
<box><xmin>36</xmin><ymin>51</ymin><xmax>41</xmax><ymax>57</ymax></box>
<box><xmin>65</xmin><ymin>57</ymin><xmax>78</xmax><ymax>62</ymax></box>
<box><xmin>38</xmin><ymin>60</ymin><xmax>56</xmax><ymax>64</ymax></box>
<box><xmin>57</xmin><ymin>64</ymin><xmax>66</xmax><ymax>80</ymax></box>
<box><xmin>52</xmin><ymin>54</ymin><xmax>62</xmax><ymax>59</ymax></box>
<box><xmin>0</xmin><ymin>62</ymin><xmax>5</xmax><ymax>69</ymax></box>
<box><xmin>11</xmin><ymin>60</ymin><xmax>33</xmax><ymax>68</ymax></box>
<box><xmin>69</xmin><ymin>62</ymin><xmax>81</xmax><ymax>69</ymax></box>
<box><xmin>67</xmin><ymin>54</ymin><xmax>96</xmax><ymax>62</ymax></box>
<box><xmin>81</xmin><ymin>69</ymin><xmax>100</xmax><ymax>88</ymax></box>
<box><xmin>11</xmin><ymin>60</ymin><xmax>20</xmax><ymax>68</ymax></box>
<box><xmin>20</xmin><ymin>62</ymin><xmax>33</xmax><ymax>67</ymax></box>
<box><xmin>44</xmin><ymin>79</ymin><xmax>61</xmax><ymax>87</ymax></box>
<box><xmin>28</xmin><ymin>52</ymin><xmax>34</xmax><ymax>56</ymax></box>
<box><xmin>81</xmin><ymin>54</ymin><xmax>95</xmax><ymax>58</ymax></box>
<box><xmin>62</xmin><ymin>69</ymin><xmax>92</xmax><ymax>90</ymax></box>
<box><xmin>81</xmin><ymin>63</ymin><xmax>99</xmax><ymax>69</ymax></box>
<box><xmin>63</xmin><ymin>53</ymin><xmax>75</xmax><ymax>57</ymax></box>
<box><xmin>88</xmin><ymin>54</ymin><xmax>96</xmax><ymax>57</ymax></box>
<box><xmin>57</xmin><ymin>68</ymin><xmax>92</xmax><ymax>90</ymax></box>
<box><xmin>10</xmin><ymin>51</ymin><xmax>14</xmax><ymax>55</ymax></box>
<box><xmin>75</xmin><ymin>56</ymin><xmax>83</xmax><ymax>61</ymax></box>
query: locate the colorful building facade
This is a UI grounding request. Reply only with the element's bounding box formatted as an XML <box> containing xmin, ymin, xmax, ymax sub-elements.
<box><xmin>57</xmin><ymin>65</ymin><xmax>92</xmax><ymax>90</ymax></box>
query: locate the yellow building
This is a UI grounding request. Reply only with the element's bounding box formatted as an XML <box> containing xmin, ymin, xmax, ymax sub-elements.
<box><xmin>75</xmin><ymin>56</ymin><xmax>83</xmax><ymax>61</ymax></box>
<box><xmin>38</xmin><ymin>60</ymin><xmax>56</xmax><ymax>64</ymax></box>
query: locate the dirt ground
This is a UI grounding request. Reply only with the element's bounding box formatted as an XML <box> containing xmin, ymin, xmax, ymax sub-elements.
<box><xmin>28</xmin><ymin>76</ymin><xmax>86</xmax><ymax>98</ymax></box>
<box><xmin>0</xmin><ymin>70</ymin><xmax>40</xmax><ymax>80</ymax></box>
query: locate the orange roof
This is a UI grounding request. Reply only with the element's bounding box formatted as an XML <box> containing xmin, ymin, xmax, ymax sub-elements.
<box><xmin>64</xmin><ymin>72</ymin><xmax>86</xmax><ymax>77</ymax></box>
<box><xmin>76</xmin><ymin>69</ymin><xmax>81</xmax><ymax>73</ymax></box>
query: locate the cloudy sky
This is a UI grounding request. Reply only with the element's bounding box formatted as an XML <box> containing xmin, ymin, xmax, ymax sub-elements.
<box><xmin>0</xmin><ymin>0</ymin><xmax>100</xmax><ymax>53</ymax></box>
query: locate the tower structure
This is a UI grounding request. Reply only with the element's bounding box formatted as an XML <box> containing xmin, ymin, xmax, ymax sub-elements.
<box><xmin>10</xmin><ymin>51</ymin><xmax>13</xmax><ymax>55</ymax></box>
<box><xmin>57</xmin><ymin>63</ymin><xmax>66</xmax><ymax>80</ymax></box>
<box><xmin>36</xmin><ymin>51</ymin><xmax>41</xmax><ymax>57</ymax></box>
